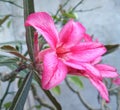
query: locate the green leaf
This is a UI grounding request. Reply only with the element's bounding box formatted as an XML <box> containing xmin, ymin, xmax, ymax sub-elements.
<box><xmin>0</xmin><ymin>45</ymin><xmax>28</xmax><ymax>60</ymax></box>
<box><xmin>68</xmin><ymin>76</ymin><xmax>83</xmax><ymax>88</ymax></box>
<box><xmin>0</xmin><ymin>15</ymin><xmax>11</xmax><ymax>26</ymax></box>
<box><xmin>52</xmin><ymin>86</ymin><xmax>61</xmax><ymax>95</ymax></box>
<box><xmin>7</xmin><ymin>20</ymin><xmax>12</xmax><ymax>28</ymax></box>
<box><xmin>4</xmin><ymin>102</ymin><xmax>12</xmax><ymax>109</ymax></box>
<box><xmin>9</xmin><ymin>71</ymin><xmax>33</xmax><ymax>110</ymax></box>
<box><xmin>35</xmin><ymin>105</ymin><xmax>41</xmax><ymax>109</ymax></box>
<box><xmin>105</xmin><ymin>44</ymin><xmax>119</xmax><ymax>55</ymax></box>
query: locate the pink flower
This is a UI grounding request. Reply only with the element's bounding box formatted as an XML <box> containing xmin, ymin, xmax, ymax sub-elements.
<box><xmin>25</xmin><ymin>12</ymin><xmax>106</xmax><ymax>90</ymax></box>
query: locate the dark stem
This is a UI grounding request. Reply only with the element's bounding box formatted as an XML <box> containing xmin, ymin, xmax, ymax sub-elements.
<box><xmin>71</xmin><ymin>0</ymin><xmax>84</xmax><ymax>12</ymax></box>
<box><xmin>0</xmin><ymin>0</ymin><xmax>23</xmax><ymax>8</ymax></box>
<box><xmin>31</xmin><ymin>84</ymin><xmax>55</xmax><ymax>110</ymax></box>
<box><xmin>65</xmin><ymin>78</ymin><xmax>100</xmax><ymax>110</ymax></box>
<box><xmin>0</xmin><ymin>80</ymin><xmax>12</xmax><ymax>109</ymax></box>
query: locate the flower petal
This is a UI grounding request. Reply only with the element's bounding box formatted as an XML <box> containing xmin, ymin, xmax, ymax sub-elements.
<box><xmin>95</xmin><ymin>64</ymin><xmax>118</xmax><ymax>78</ymax></box>
<box><xmin>59</xmin><ymin>20</ymin><xmax>85</xmax><ymax>47</ymax></box>
<box><xmin>84</xmin><ymin>34</ymin><xmax>93</xmax><ymax>42</ymax></box>
<box><xmin>89</xmin><ymin>77</ymin><xmax>109</xmax><ymax>103</ymax></box>
<box><xmin>113</xmin><ymin>77</ymin><xmax>120</xmax><ymax>85</ymax></box>
<box><xmin>64</xmin><ymin>59</ymin><xmax>101</xmax><ymax>78</ymax></box>
<box><xmin>69</xmin><ymin>42</ymin><xmax>106</xmax><ymax>62</ymax></box>
<box><xmin>42</xmin><ymin>51</ymin><xmax>67</xmax><ymax>90</ymax></box>
<box><xmin>25</xmin><ymin>12</ymin><xmax>59</xmax><ymax>49</ymax></box>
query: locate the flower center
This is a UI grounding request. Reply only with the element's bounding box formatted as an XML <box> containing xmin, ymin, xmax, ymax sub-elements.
<box><xmin>56</xmin><ymin>46</ymin><xmax>70</xmax><ymax>58</ymax></box>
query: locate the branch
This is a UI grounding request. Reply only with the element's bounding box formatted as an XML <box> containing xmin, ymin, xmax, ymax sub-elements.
<box><xmin>54</xmin><ymin>0</ymin><xmax>70</xmax><ymax>17</ymax></box>
<box><xmin>0</xmin><ymin>79</ymin><xmax>12</xmax><ymax>109</ymax></box>
<box><xmin>0</xmin><ymin>0</ymin><xmax>23</xmax><ymax>8</ymax></box>
<box><xmin>75</xmin><ymin>6</ymin><xmax>101</xmax><ymax>12</ymax></box>
<box><xmin>65</xmin><ymin>78</ymin><xmax>100</xmax><ymax>110</ymax></box>
<box><xmin>0</xmin><ymin>64</ymin><xmax>27</xmax><ymax>81</ymax></box>
<box><xmin>71</xmin><ymin>0</ymin><xmax>84</xmax><ymax>12</ymax></box>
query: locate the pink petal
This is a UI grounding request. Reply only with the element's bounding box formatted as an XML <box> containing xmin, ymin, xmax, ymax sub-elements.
<box><xmin>59</xmin><ymin>20</ymin><xmax>85</xmax><ymax>47</ymax></box>
<box><xmin>95</xmin><ymin>64</ymin><xmax>118</xmax><ymax>78</ymax></box>
<box><xmin>25</xmin><ymin>12</ymin><xmax>59</xmax><ymax>49</ymax></box>
<box><xmin>91</xmin><ymin>56</ymin><xmax>102</xmax><ymax>65</ymax></box>
<box><xmin>37</xmin><ymin>48</ymin><xmax>52</xmax><ymax>62</ymax></box>
<box><xmin>41</xmin><ymin>51</ymin><xmax>67</xmax><ymax>90</ymax></box>
<box><xmin>69</xmin><ymin>42</ymin><xmax>106</xmax><ymax>62</ymax></box>
<box><xmin>113</xmin><ymin>77</ymin><xmax>120</xmax><ymax>85</ymax></box>
<box><xmin>84</xmin><ymin>34</ymin><xmax>93</xmax><ymax>42</ymax></box>
<box><xmin>64</xmin><ymin>59</ymin><xmax>101</xmax><ymax>78</ymax></box>
<box><xmin>89</xmin><ymin>77</ymin><xmax>109</xmax><ymax>102</ymax></box>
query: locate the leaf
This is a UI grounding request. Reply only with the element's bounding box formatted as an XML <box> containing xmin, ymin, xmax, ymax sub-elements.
<box><xmin>105</xmin><ymin>44</ymin><xmax>119</xmax><ymax>55</ymax></box>
<box><xmin>0</xmin><ymin>15</ymin><xmax>11</xmax><ymax>26</ymax></box>
<box><xmin>23</xmin><ymin>0</ymin><xmax>35</xmax><ymax>61</ymax></box>
<box><xmin>0</xmin><ymin>41</ymin><xmax>25</xmax><ymax>45</ymax></box>
<box><xmin>0</xmin><ymin>45</ymin><xmax>18</xmax><ymax>52</ymax></box>
<box><xmin>9</xmin><ymin>71</ymin><xmax>33</xmax><ymax>110</ymax></box>
<box><xmin>0</xmin><ymin>45</ymin><xmax>28</xmax><ymax>60</ymax></box>
<box><xmin>35</xmin><ymin>105</ymin><xmax>41</xmax><ymax>109</ymax></box>
<box><xmin>52</xmin><ymin>86</ymin><xmax>61</xmax><ymax>95</ymax></box>
<box><xmin>4</xmin><ymin>102</ymin><xmax>12</xmax><ymax>109</ymax></box>
<box><xmin>7</xmin><ymin>20</ymin><xmax>12</xmax><ymax>28</ymax></box>
<box><xmin>68</xmin><ymin>76</ymin><xmax>83</xmax><ymax>88</ymax></box>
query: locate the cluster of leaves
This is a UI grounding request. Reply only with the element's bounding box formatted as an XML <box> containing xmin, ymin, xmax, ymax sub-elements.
<box><xmin>0</xmin><ymin>0</ymin><xmax>120</xmax><ymax>110</ymax></box>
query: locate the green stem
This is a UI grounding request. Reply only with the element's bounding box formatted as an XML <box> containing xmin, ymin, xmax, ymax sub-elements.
<box><xmin>23</xmin><ymin>0</ymin><xmax>35</xmax><ymax>61</ymax></box>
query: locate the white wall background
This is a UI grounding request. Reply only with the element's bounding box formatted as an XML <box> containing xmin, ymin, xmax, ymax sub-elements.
<box><xmin>0</xmin><ymin>0</ymin><xmax>120</xmax><ymax>110</ymax></box>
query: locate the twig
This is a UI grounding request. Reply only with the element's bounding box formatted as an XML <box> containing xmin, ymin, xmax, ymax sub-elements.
<box><xmin>65</xmin><ymin>78</ymin><xmax>100</xmax><ymax>110</ymax></box>
<box><xmin>54</xmin><ymin>0</ymin><xmax>70</xmax><ymax>17</ymax></box>
<box><xmin>0</xmin><ymin>79</ymin><xmax>12</xmax><ymax>109</ymax></box>
<box><xmin>0</xmin><ymin>0</ymin><xmax>23</xmax><ymax>8</ymax></box>
<box><xmin>71</xmin><ymin>0</ymin><xmax>84</xmax><ymax>12</ymax></box>
<box><xmin>0</xmin><ymin>64</ymin><xmax>27</xmax><ymax>81</ymax></box>
<box><xmin>75</xmin><ymin>6</ymin><xmax>101</xmax><ymax>12</ymax></box>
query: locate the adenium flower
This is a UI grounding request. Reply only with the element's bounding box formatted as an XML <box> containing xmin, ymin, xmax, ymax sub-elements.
<box><xmin>25</xmin><ymin>12</ymin><xmax>118</xmax><ymax>102</ymax></box>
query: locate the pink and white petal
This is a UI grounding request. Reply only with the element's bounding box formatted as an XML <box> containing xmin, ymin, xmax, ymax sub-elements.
<box><xmin>36</xmin><ymin>48</ymin><xmax>52</xmax><ymax>62</ymax></box>
<box><xmin>59</xmin><ymin>20</ymin><xmax>85</xmax><ymax>47</ymax></box>
<box><xmin>91</xmin><ymin>56</ymin><xmax>102</xmax><ymax>65</ymax></box>
<box><xmin>95</xmin><ymin>64</ymin><xmax>118</xmax><ymax>78</ymax></box>
<box><xmin>81</xmin><ymin>63</ymin><xmax>101</xmax><ymax>78</ymax></box>
<box><xmin>25</xmin><ymin>12</ymin><xmax>59</xmax><ymax>49</ymax></box>
<box><xmin>95</xmin><ymin>64</ymin><xmax>117</xmax><ymax>71</ymax></box>
<box><xmin>64</xmin><ymin>59</ymin><xmax>101</xmax><ymax>78</ymax></box>
<box><xmin>69</xmin><ymin>42</ymin><xmax>106</xmax><ymax>62</ymax></box>
<box><xmin>89</xmin><ymin>77</ymin><xmax>109</xmax><ymax>102</ymax></box>
<box><xmin>41</xmin><ymin>51</ymin><xmax>67</xmax><ymax>90</ymax></box>
<box><xmin>84</xmin><ymin>34</ymin><xmax>93</xmax><ymax>42</ymax></box>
